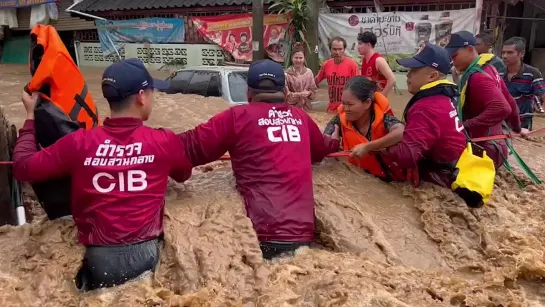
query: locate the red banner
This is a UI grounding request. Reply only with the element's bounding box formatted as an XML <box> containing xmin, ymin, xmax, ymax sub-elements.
<box><xmin>191</xmin><ymin>14</ymin><xmax>289</xmax><ymax>62</ymax></box>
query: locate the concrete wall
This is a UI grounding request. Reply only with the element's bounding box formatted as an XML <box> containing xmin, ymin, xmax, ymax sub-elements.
<box><xmin>77</xmin><ymin>42</ymin><xmax>224</xmax><ymax>70</ymax></box>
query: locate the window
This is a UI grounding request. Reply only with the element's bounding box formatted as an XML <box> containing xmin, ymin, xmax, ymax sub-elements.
<box><xmin>166</xmin><ymin>70</ymin><xmax>222</xmax><ymax>97</ymax></box>
<box><xmin>166</xmin><ymin>70</ymin><xmax>195</xmax><ymax>94</ymax></box>
<box><xmin>228</xmin><ymin>72</ymin><xmax>248</xmax><ymax>103</ymax></box>
<box><xmin>186</xmin><ymin>71</ymin><xmax>222</xmax><ymax>97</ymax></box>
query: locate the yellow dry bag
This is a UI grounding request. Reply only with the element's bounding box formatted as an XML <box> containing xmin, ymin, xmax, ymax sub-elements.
<box><xmin>453</xmin><ymin>55</ymin><xmax>498</xmax><ymax>208</ymax></box>
<box><xmin>451</xmin><ymin>142</ymin><xmax>495</xmax><ymax>208</ymax></box>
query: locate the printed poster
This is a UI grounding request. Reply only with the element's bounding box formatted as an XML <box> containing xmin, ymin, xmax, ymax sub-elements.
<box><xmin>318</xmin><ymin>8</ymin><xmax>477</xmax><ymax>70</ymax></box>
<box><xmin>191</xmin><ymin>14</ymin><xmax>289</xmax><ymax>62</ymax></box>
<box><xmin>96</xmin><ymin>18</ymin><xmax>185</xmax><ymax>56</ymax></box>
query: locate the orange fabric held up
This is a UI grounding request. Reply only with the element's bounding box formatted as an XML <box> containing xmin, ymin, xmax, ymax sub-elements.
<box><xmin>27</xmin><ymin>25</ymin><xmax>99</xmax><ymax>129</ymax></box>
<box><xmin>337</xmin><ymin>92</ymin><xmax>406</xmax><ymax>181</ymax></box>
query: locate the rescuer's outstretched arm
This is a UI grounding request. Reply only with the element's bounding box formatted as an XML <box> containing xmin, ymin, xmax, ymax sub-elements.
<box><xmin>13</xmin><ymin>120</ymin><xmax>76</xmax><ymax>183</ymax></box>
<box><xmin>13</xmin><ymin>91</ymin><xmax>76</xmax><ymax>182</ymax></box>
<box><xmin>166</xmin><ymin>130</ymin><xmax>193</xmax><ymax>182</ymax></box>
<box><xmin>177</xmin><ymin>109</ymin><xmax>236</xmax><ymax>167</ymax></box>
<box><xmin>306</xmin><ymin>113</ymin><xmax>340</xmax><ymax>164</ymax></box>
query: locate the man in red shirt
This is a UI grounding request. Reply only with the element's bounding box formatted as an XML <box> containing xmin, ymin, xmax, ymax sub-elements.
<box><xmin>13</xmin><ymin>59</ymin><xmax>193</xmax><ymax>291</ymax></box>
<box><xmin>178</xmin><ymin>60</ymin><xmax>340</xmax><ymax>259</ymax></box>
<box><xmin>315</xmin><ymin>36</ymin><xmax>359</xmax><ymax>112</ymax></box>
<box><xmin>357</xmin><ymin>31</ymin><xmax>396</xmax><ymax>96</ymax></box>
<box><xmin>446</xmin><ymin>31</ymin><xmax>523</xmax><ymax>168</ymax></box>
<box><xmin>380</xmin><ymin>43</ymin><xmax>467</xmax><ymax>189</ymax></box>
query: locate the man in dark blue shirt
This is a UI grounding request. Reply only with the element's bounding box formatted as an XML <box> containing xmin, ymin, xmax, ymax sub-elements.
<box><xmin>501</xmin><ymin>36</ymin><xmax>545</xmax><ymax>130</ymax></box>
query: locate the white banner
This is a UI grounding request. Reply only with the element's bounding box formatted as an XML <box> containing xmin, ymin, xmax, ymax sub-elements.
<box><xmin>318</xmin><ymin>8</ymin><xmax>477</xmax><ymax>70</ymax></box>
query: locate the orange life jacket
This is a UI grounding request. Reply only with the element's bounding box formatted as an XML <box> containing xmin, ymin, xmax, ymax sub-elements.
<box><xmin>25</xmin><ymin>25</ymin><xmax>100</xmax><ymax>220</ymax></box>
<box><xmin>338</xmin><ymin>92</ymin><xmax>407</xmax><ymax>182</ymax></box>
<box><xmin>27</xmin><ymin>25</ymin><xmax>99</xmax><ymax>131</ymax></box>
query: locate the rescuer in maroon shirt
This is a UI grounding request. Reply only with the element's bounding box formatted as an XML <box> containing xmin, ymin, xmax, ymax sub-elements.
<box><xmin>446</xmin><ymin>31</ymin><xmax>523</xmax><ymax>168</ymax></box>
<box><xmin>13</xmin><ymin>59</ymin><xmax>193</xmax><ymax>291</ymax></box>
<box><xmin>382</xmin><ymin>43</ymin><xmax>467</xmax><ymax>188</ymax></box>
<box><xmin>178</xmin><ymin>60</ymin><xmax>340</xmax><ymax>260</ymax></box>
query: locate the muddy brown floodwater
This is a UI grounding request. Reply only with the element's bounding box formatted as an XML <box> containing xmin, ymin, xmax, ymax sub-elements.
<box><xmin>1</xmin><ymin>64</ymin><xmax>545</xmax><ymax>306</ymax></box>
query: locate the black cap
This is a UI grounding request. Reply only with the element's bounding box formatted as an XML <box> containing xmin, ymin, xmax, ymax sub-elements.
<box><xmin>101</xmin><ymin>58</ymin><xmax>170</xmax><ymax>103</ymax></box>
<box><xmin>396</xmin><ymin>43</ymin><xmax>451</xmax><ymax>75</ymax></box>
<box><xmin>247</xmin><ymin>59</ymin><xmax>285</xmax><ymax>92</ymax></box>
<box><xmin>444</xmin><ymin>30</ymin><xmax>477</xmax><ymax>57</ymax></box>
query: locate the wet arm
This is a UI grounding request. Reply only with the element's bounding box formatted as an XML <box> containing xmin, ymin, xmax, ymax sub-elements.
<box><xmin>13</xmin><ymin>120</ymin><xmax>75</xmax><ymax>182</ymax></box>
<box><xmin>167</xmin><ymin>130</ymin><xmax>193</xmax><ymax>182</ymax></box>
<box><xmin>385</xmin><ymin>110</ymin><xmax>439</xmax><ymax>169</ymax></box>
<box><xmin>376</xmin><ymin>57</ymin><xmax>396</xmax><ymax>96</ymax></box>
<box><xmin>307</xmin><ymin>115</ymin><xmax>340</xmax><ymax>163</ymax></box>
<box><xmin>367</xmin><ymin>115</ymin><xmax>404</xmax><ymax>152</ymax></box>
<box><xmin>464</xmin><ymin>74</ymin><xmax>511</xmax><ymax>130</ymax></box>
<box><xmin>177</xmin><ymin>109</ymin><xmax>236</xmax><ymax>167</ymax></box>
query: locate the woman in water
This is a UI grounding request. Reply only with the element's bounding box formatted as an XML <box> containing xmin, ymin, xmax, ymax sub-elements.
<box><xmin>325</xmin><ymin>76</ymin><xmax>406</xmax><ymax>182</ymax></box>
<box><xmin>284</xmin><ymin>43</ymin><xmax>317</xmax><ymax>111</ymax></box>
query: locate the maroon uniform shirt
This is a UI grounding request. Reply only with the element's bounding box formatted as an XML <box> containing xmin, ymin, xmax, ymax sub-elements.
<box><xmin>385</xmin><ymin>90</ymin><xmax>467</xmax><ymax>188</ymax></box>
<box><xmin>463</xmin><ymin>65</ymin><xmax>521</xmax><ymax>167</ymax></box>
<box><xmin>178</xmin><ymin>102</ymin><xmax>340</xmax><ymax>242</ymax></box>
<box><xmin>13</xmin><ymin>118</ymin><xmax>193</xmax><ymax>245</ymax></box>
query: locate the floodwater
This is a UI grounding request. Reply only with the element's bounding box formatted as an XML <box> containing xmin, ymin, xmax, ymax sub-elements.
<box><xmin>1</xmin><ymin>64</ymin><xmax>545</xmax><ymax>306</ymax></box>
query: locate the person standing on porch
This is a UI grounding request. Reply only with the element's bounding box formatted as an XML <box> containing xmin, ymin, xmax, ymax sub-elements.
<box><xmin>357</xmin><ymin>31</ymin><xmax>396</xmax><ymax>97</ymax></box>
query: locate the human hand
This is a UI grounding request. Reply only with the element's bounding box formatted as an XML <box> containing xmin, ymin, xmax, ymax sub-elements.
<box><xmin>350</xmin><ymin>143</ymin><xmax>372</xmax><ymax>158</ymax></box>
<box><xmin>520</xmin><ymin>128</ymin><xmax>531</xmax><ymax>139</ymax></box>
<box><xmin>301</xmin><ymin>90</ymin><xmax>311</xmax><ymax>97</ymax></box>
<box><xmin>21</xmin><ymin>91</ymin><xmax>38</xmax><ymax>119</ymax></box>
<box><xmin>329</xmin><ymin>124</ymin><xmax>340</xmax><ymax>140</ymax></box>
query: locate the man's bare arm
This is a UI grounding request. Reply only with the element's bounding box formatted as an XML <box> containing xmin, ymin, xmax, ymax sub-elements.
<box><xmin>376</xmin><ymin>57</ymin><xmax>396</xmax><ymax>96</ymax></box>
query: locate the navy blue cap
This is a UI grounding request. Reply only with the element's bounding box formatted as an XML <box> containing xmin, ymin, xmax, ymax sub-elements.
<box><xmin>444</xmin><ymin>30</ymin><xmax>476</xmax><ymax>56</ymax></box>
<box><xmin>101</xmin><ymin>58</ymin><xmax>170</xmax><ymax>103</ymax></box>
<box><xmin>396</xmin><ymin>43</ymin><xmax>451</xmax><ymax>75</ymax></box>
<box><xmin>247</xmin><ymin>59</ymin><xmax>285</xmax><ymax>92</ymax></box>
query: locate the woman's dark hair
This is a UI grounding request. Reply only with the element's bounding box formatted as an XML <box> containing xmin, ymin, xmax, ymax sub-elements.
<box><xmin>291</xmin><ymin>42</ymin><xmax>305</xmax><ymax>56</ymax></box>
<box><xmin>343</xmin><ymin>76</ymin><xmax>378</xmax><ymax>102</ymax></box>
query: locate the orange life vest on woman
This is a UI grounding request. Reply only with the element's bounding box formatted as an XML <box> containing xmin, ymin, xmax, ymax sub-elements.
<box><xmin>337</xmin><ymin>92</ymin><xmax>406</xmax><ymax>182</ymax></box>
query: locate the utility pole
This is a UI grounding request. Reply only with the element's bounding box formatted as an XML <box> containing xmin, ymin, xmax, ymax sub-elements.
<box><xmin>306</xmin><ymin>0</ymin><xmax>319</xmax><ymax>74</ymax></box>
<box><xmin>252</xmin><ymin>0</ymin><xmax>265</xmax><ymax>61</ymax></box>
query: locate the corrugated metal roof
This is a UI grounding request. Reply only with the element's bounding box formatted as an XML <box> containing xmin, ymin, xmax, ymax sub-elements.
<box><xmin>71</xmin><ymin>0</ymin><xmax>275</xmax><ymax>12</ymax></box>
<box><xmin>15</xmin><ymin>0</ymin><xmax>95</xmax><ymax>30</ymax></box>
